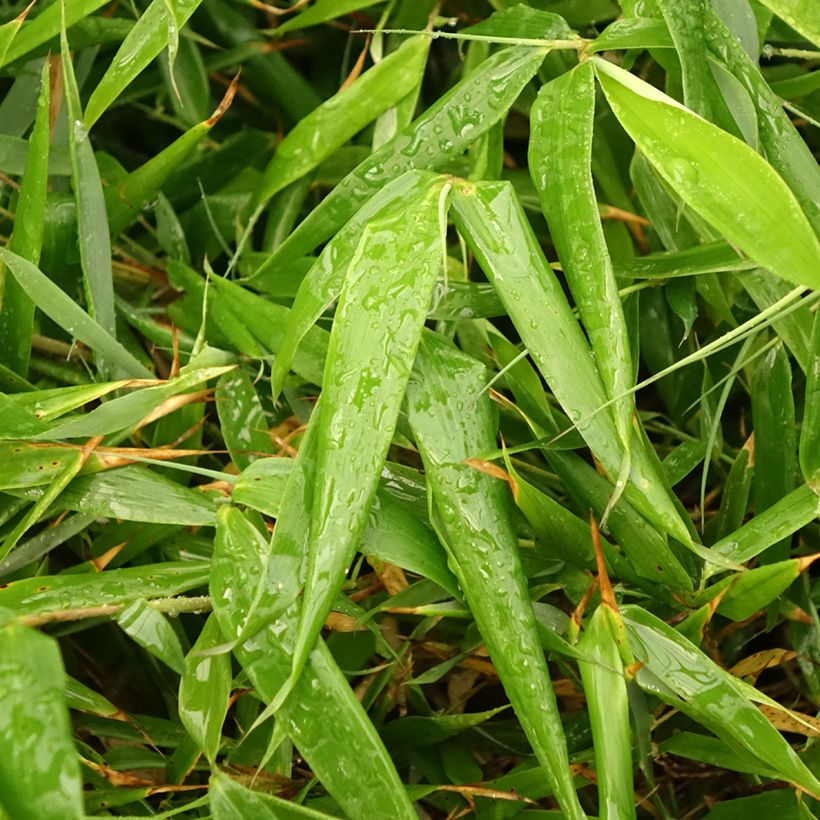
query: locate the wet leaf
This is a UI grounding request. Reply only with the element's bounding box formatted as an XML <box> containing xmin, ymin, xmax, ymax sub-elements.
<box><xmin>0</xmin><ymin>624</ymin><xmax>84</xmax><ymax>819</ymax></box>
<box><xmin>179</xmin><ymin>614</ymin><xmax>231</xmax><ymax>762</ymax></box>
<box><xmin>594</xmin><ymin>58</ymin><xmax>820</xmax><ymax>291</ymax></box>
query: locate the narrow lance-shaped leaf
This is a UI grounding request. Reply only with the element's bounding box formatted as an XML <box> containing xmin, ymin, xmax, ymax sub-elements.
<box><xmin>32</xmin><ymin>362</ymin><xmax>234</xmax><ymax>440</ymax></box>
<box><xmin>655</xmin><ymin>0</ymin><xmax>724</xmax><ymax>121</ymax></box>
<box><xmin>211</xmin><ymin>418</ymin><xmax>320</xmax><ymax>648</ymax></box>
<box><xmin>490</xmin><ymin>332</ymin><xmax>692</xmax><ymax>591</ymax></box>
<box><xmin>179</xmin><ymin>615</ymin><xmax>231</xmax><ymax>763</ymax></box>
<box><xmin>451</xmin><ymin>180</ymin><xmax>692</xmax><ymax>547</ymax></box>
<box><xmin>800</xmin><ymin>310</ymin><xmax>820</xmax><ymax>491</ymax></box>
<box><xmin>0</xmin><ymin>1</ymin><xmax>35</xmax><ymax>67</ymax></box>
<box><xmin>269</xmin><ymin>45</ymin><xmax>547</xmax><ymax>265</ymax></box>
<box><xmin>0</xmin><ymin>57</ymin><xmax>50</xmax><ymax>375</ymax></box>
<box><xmin>211</xmin><ymin>507</ymin><xmax>416</xmax><ymax>819</ymax></box>
<box><xmin>0</xmin><ymin>447</ymin><xmax>85</xmax><ymax>563</ymax></box>
<box><xmin>84</xmin><ymin>0</ymin><xmax>206</xmax><ymax>128</ymax></box>
<box><xmin>268</xmin><ymin>169</ymin><xmax>440</xmax><ymax>398</ymax></box>
<box><xmin>61</xmin><ymin>16</ymin><xmax>116</xmax><ymax>344</ymax></box>
<box><xmin>0</xmin><ymin>625</ymin><xmax>84</xmax><ymax>820</ymax></box>
<box><xmin>750</xmin><ymin>343</ymin><xmax>796</xmax><ymax>561</ymax></box>
<box><xmin>116</xmin><ymin>597</ymin><xmax>186</xmax><ymax>673</ymax></box>
<box><xmin>0</xmin><ymin>562</ymin><xmax>209</xmax><ymax>620</ymax></box>
<box><xmin>756</xmin><ymin>0</ymin><xmax>820</xmax><ymax>48</ymax></box>
<box><xmin>406</xmin><ymin>332</ymin><xmax>586</xmax><ymax>820</ymax></box>
<box><xmin>285</xmin><ymin>180</ymin><xmax>447</xmax><ymax>704</ymax></box>
<box><xmin>578</xmin><ymin>603</ymin><xmax>636</xmax><ymax>820</ymax></box>
<box><xmin>593</xmin><ymin>58</ymin><xmax>820</xmax><ymax>290</ymax></box>
<box><xmin>216</xmin><ymin>368</ymin><xmax>272</xmax><ymax>470</ymax></box>
<box><xmin>231</xmin><ymin>453</ymin><xmax>459</xmax><ymax>598</ymax></box>
<box><xmin>105</xmin><ymin>77</ymin><xmax>238</xmax><ymax>235</ymax></box>
<box><xmin>529</xmin><ymin>61</ymin><xmax>634</xmax><ymax>498</ymax></box>
<box><xmin>0</xmin><ymin>248</ymin><xmax>151</xmax><ymax>378</ymax></box>
<box><xmin>707</xmin><ymin>484</ymin><xmax>820</xmax><ymax>576</ymax></box>
<box><xmin>274</xmin><ymin>0</ymin><xmax>382</xmax><ymax>36</ymax></box>
<box><xmin>702</xmin><ymin>6</ymin><xmax>820</xmax><ymax>233</ymax></box>
<box><xmin>589</xmin><ymin>17</ymin><xmax>674</xmax><ymax>52</ymax></box>
<box><xmin>253</xmin><ymin>34</ymin><xmax>430</xmax><ymax>208</ymax></box>
<box><xmin>697</xmin><ymin>554</ymin><xmax>820</xmax><ymax>621</ymax></box>
<box><xmin>207</xmin><ymin>271</ymin><xmax>328</xmax><ymax>388</ymax></box>
<box><xmin>2</xmin><ymin>0</ymin><xmax>110</xmax><ymax>68</ymax></box>
<box><xmin>14</xmin><ymin>463</ymin><xmax>217</xmax><ymax>526</ymax></box>
<box><xmin>623</xmin><ymin>605</ymin><xmax>820</xmax><ymax>795</ymax></box>
<box><xmin>210</xmin><ymin>770</ymin><xmax>341</xmax><ymax>819</ymax></box>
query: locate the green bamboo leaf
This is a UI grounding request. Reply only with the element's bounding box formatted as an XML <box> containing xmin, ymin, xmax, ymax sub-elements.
<box><xmin>0</xmin><ymin>562</ymin><xmax>208</xmax><ymax>619</ymax></box>
<box><xmin>655</xmin><ymin>0</ymin><xmax>724</xmax><ymax>121</ymax></box>
<box><xmin>620</xmin><ymin>241</ymin><xmax>752</xmax><ymax>280</ymax></box>
<box><xmin>578</xmin><ymin>606</ymin><xmax>635</xmax><ymax>820</ymax></box>
<box><xmin>451</xmin><ymin>180</ymin><xmax>692</xmax><ymax>547</ymax></box>
<box><xmin>156</xmin><ymin>192</ymin><xmax>190</xmax><ymax>263</ymax></box>
<box><xmin>505</xmin><ymin>455</ymin><xmax>676</xmax><ymax>593</ymax></box>
<box><xmin>699</xmin><ymin>555</ymin><xmax>817</xmax><ymax>621</ymax></box>
<box><xmin>161</xmin><ymin>35</ymin><xmax>209</xmax><ymax>126</ymax></box>
<box><xmin>211</xmin><ymin>507</ymin><xmax>416</xmax><ymax>819</ymax></box>
<box><xmin>658</xmin><ymin>732</ymin><xmax>776</xmax><ymax>778</ymax></box>
<box><xmin>64</xmin><ymin>675</ymin><xmax>120</xmax><ymax>717</ymax></box>
<box><xmin>211</xmin><ymin>504</ymin><xmax>296</xmax><ymax>645</ymax></box>
<box><xmin>702</xmin><ymin>790</ymin><xmax>810</xmax><ymax>819</ymax></box>
<box><xmin>2</xmin><ymin>0</ymin><xmax>109</xmax><ymax>68</ymax></box>
<box><xmin>105</xmin><ymin>80</ymin><xmax>238</xmax><ymax>235</ymax></box>
<box><xmin>360</xmin><ymin>489</ymin><xmax>459</xmax><ymax>597</ymax></box>
<box><xmin>268</xmin><ymin>170</ymin><xmax>440</xmax><ymax>397</ymax></box>
<box><xmin>286</xmin><ymin>182</ymin><xmax>446</xmax><ymax>702</ymax></box>
<box><xmin>742</xmin><ymin>269</ymin><xmax>814</xmax><ymax>373</ymax></box>
<box><xmin>0</xmin><ymin>625</ymin><xmax>84</xmax><ymax>820</ymax></box>
<box><xmin>750</xmin><ymin>343</ymin><xmax>796</xmax><ymax>561</ymax></box>
<box><xmin>33</xmin><ymin>363</ymin><xmax>234</xmax><ymax>440</ymax></box>
<box><xmin>0</xmin><ymin>448</ymin><xmax>84</xmax><ymax>561</ymax></box>
<box><xmin>269</xmin><ymin>45</ymin><xmax>546</xmax><ymax>265</ymax></box>
<box><xmin>756</xmin><ymin>0</ymin><xmax>820</xmax><ymax>47</ymax></box>
<box><xmin>800</xmin><ymin>310</ymin><xmax>820</xmax><ymax>490</ymax></box>
<box><xmin>274</xmin><ymin>0</ymin><xmax>381</xmax><ymax>36</ymax></box>
<box><xmin>61</xmin><ymin>18</ymin><xmax>116</xmax><ymax>345</ymax></box>
<box><xmin>0</xmin><ymin>252</ymin><xmax>151</xmax><ymax>376</ymax></box>
<box><xmin>406</xmin><ymin>332</ymin><xmax>585</xmax><ymax>820</ymax></box>
<box><xmin>117</xmin><ymin>597</ymin><xmax>186</xmax><ymax>673</ymax></box>
<box><xmin>179</xmin><ymin>615</ymin><xmax>231</xmax><ymax>762</ymax></box>
<box><xmin>530</xmin><ymin>61</ymin><xmax>634</xmax><ymax>486</ymax></box>
<box><xmin>0</xmin><ymin>361</ymin><xmax>35</xmax><ymax>393</ymax></box>
<box><xmin>253</xmin><ymin>35</ymin><xmax>430</xmax><ymax>207</ymax></box>
<box><xmin>210</xmin><ymin>770</ymin><xmax>340</xmax><ymax>818</ymax></box>
<box><xmin>0</xmin><ymin>514</ymin><xmax>96</xmax><ymax>580</ymax></box>
<box><xmin>0</xmin><ymin>396</ymin><xmax>45</xmax><ymax>440</ymax></box>
<box><xmin>0</xmin><ymin>57</ymin><xmax>49</xmax><ymax>376</ymax></box>
<box><xmin>207</xmin><ymin>272</ymin><xmax>328</xmax><ymax>387</ymax></box>
<box><xmin>216</xmin><ymin>369</ymin><xmax>272</xmax><ymax>470</ymax></box>
<box><xmin>230</xmin><ymin>457</ymin><xmax>292</xmax><ymax>517</ymax></box>
<box><xmin>703</xmin><ymin>7</ymin><xmax>820</xmax><ymax>232</ymax></box>
<box><xmin>594</xmin><ymin>58</ymin><xmax>820</xmax><ymax>290</ymax></box>
<box><xmin>3</xmin><ymin>379</ymin><xmax>149</xmax><ymax>425</ymax></box>
<box><xmin>710</xmin><ymin>444</ymin><xmax>754</xmax><ymax>542</ymax></box>
<box><xmin>589</xmin><ymin>18</ymin><xmax>674</xmax><ymax>52</ymax></box>
<box><xmin>84</xmin><ymin>0</ymin><xmax>206</xmax><ymax>128</ymax></box>
<box><xmin>460</xmin><ymin>6</ymin><xmax>575</xmax><ymax>40</ymax></box>
<box><xmin>382</xmin><ymin>706</ymin><xmax>509</xmax><ymax>756</ymax></box>
<box><xmin>39</xmin><ymin>464</ymin><xmax>216</xmax><ymax>524</ymax></box>
<box><xmin>492</xmin><ymin>329</ymin><xmax>686</xmax><ymax>593</ymax></box>
<box><xmin>231</xmin><ymin>458</ymin><xmax>459</xmax><ymax>597</ymax></box>
<box><xmin>623</xmin><ymin>605</ymin><xmax>820</xmax><ymax>793</ymax></box>
<box><xmin>707</xmin><ymin>484</ymin><xmax>820</xmax><ymax>576</ymax></box>
<box><xmin>0</xmin><ymin>2</ymin><xmax>34</xmax><ymax>67</ymax></box>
